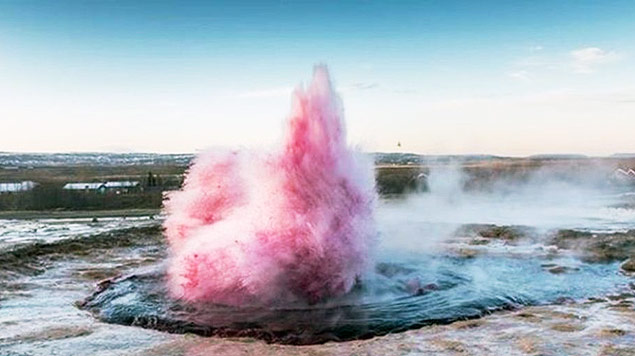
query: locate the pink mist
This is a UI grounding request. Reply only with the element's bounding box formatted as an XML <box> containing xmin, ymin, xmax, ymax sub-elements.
<box><xmin>163</xmin><ymin>65</ymin><xmax>376</xmax><ymax>305</ymax></box>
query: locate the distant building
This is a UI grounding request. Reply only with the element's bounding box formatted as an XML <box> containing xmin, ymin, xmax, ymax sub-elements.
<box><xmin>63</xmin><ymin>181</ymin><xmax>140</xmax><ymax>194</ymax></box>
<box><xmin>0</xmin><ymin>181</ymin><xmax>37</xmax><ymax>193</ymax></box>
<box><xmin>612</xmin><ymin>168</ymin><xmax>635</xmax><ymax>183</ymax></box>
<box><xmin>63</xmin><ymin>183</ymin><xmax>105</xmax><ymax>191</ymax></box>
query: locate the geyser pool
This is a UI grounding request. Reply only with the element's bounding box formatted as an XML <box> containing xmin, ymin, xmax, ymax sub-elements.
<box><xmin>81</xmin><ymin>252</ymin><xmax>630</xmax><ymax>344</ymax></box>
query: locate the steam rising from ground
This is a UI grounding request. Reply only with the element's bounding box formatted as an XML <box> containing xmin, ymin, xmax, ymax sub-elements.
<box><xmin>379</xmin><ymin>161</ymin><xmax>634</xmax><ymax>254</ymax></box>
<box><xmin>163</xmin><ymin>66</ymin><xmax>376</xmax><ymax>305</ymax></box>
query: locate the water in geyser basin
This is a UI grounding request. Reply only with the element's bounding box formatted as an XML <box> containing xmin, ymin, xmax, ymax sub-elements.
<box><xmin>81</xmin><ymin>67</ymin><xmax>633</xmax><ymax>344</ymax></box>
<box><xmin>81</xmin><ymin>257</ymin><xmax>628</xmax><ymax>344</ymax></box>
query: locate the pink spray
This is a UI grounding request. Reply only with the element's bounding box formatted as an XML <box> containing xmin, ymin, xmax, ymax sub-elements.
<box><xmin>163</xmin><ymin>65</ymin><xmax>376</xmax><ymax>305</ymax></box>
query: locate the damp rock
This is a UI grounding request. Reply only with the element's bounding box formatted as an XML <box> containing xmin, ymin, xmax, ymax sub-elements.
<box><xmin>405</xmin><ymin>279</ymin><xmax>439</xmax><ymax>296</ymax></box>
<box><xmin>456</xmin><ymin>248</ymin><xmax>480</xmax><ymax>259</ymax></box>
<box><xmin>545</xmin><ymin>265</ymin><xmax>580</xmax><ymax>274</ymax></box>
<box><xmin>469</xmin><ymin>238</ymin><xmax>490</xmax><ymax>246</ymax></box>
<box><xmin>553</xmin><ymin>297</ymin><xmax>576</xmax><ymax>305</ymax></box>
<box><xmin>455</xmin><ymin>224</ymin><xmax>535</xmax><ymax>242</ymax></box>
<box><xmin>550</xmin><ymin>322</ymin><xmax>584</xmax><ymax>332</ymax></box>
<box><xmin>549</xmin><ymin>229</ymin><xmax>635</xmax><ymax>262</ymax></box>
<box><xmin>596</xmin><ymin>328</ymin><xmax>627</xmax><ymax>338</ymax></box>
<box><xmin>606</xmin><ymin>292</ymin><xmax>634</xmax><ymax>301</ymax></box>
<box><xmin>620</xmin><ymin>257</ymin><xmax>635</xmax><ymax>272</ymax></box>
<box><xmin>585</xmin><ymin>297</ymin><xmax>608</xmax><ymax>304</ymax></box>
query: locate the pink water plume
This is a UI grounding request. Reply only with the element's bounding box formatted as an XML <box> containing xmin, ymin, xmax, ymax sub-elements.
<box><xmin>163</xmin><ymin>65</ymin><xmax>376</xmax><ymax>305</ymax></box>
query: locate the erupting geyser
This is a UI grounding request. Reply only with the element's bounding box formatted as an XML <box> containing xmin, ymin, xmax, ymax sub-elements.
<box><xmin>164</xmin><ymin>65</ymin><xmax>376</xmax><ymax>305</ymax></box>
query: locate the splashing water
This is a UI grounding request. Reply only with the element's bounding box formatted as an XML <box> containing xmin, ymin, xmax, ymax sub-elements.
<box><xmin>163</xmin><ymin>66</ymin><xmax>376</xmax><ymax>305</ymax></box>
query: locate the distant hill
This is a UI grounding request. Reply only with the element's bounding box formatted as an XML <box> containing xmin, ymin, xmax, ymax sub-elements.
<box><xmin>0</xmin><ymin>152</ymin><xmax>194</xmax><ymax>167</ymax></box>
<box><xmin>1</xmin><ymin>151</ymin><xmax>626</xmax><ymax>168</ymax></box>
<box><xmin>373</xmin><ymin>152</ymin><xmax>506</xmax><ymax>165</ymax></box>
<box><xmin>527</xmin><ymin>154</ymin><xmax>589</xmax><ymax>160</ymax></box>
<box><xmin>2</xmin><ymin>152</ymin><xmax>504</xmax><ymax>168</ymax></box>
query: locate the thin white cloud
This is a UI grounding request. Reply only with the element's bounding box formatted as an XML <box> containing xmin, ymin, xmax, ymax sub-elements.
<box><xmin>510</xmin><ymin>46</ymin><xmax>621</xmax><ymax>79</ymax></box>
<box><xmin>570</xmin><ymin>47</ymin><xmax>620</xmax><ymax>74</ymax></box>
<box><xmin>360</xmin><ymin>62</ymin><xmax>374</xmax><ymax>70</ymax></box>
<box><xmin>513</xmin><ymin>55</ymin><xmax>560</xmax><ymax>71</ymax></box>
<box><xmin>393</xmin><ymin>88</ymin><xmax>419</xmax><ymax>94</ymax></box>
<box><xmin>234</xmin><ymin>82</ymin><xmax>378</xmax><ymax>98</ymax></box>
<box><xmin>508</xmin><ymin>70</ymin><xmax>531</xmax><ymax>82</ymax></box>
<box><xmin>340</xmin><ymin>82</ymin><xmax>378</xmax><ymax>91</ymax></box>
<box><xmin>235</xmin><ymin>86</ymin><xmax>293</xmax><ymax>98</ymax></box>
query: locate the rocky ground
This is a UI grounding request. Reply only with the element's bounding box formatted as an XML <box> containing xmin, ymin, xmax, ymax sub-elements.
<box><xmin>4</xmin><ymin>289</ymin><xmax>633</xmax><ymax>356</ymax></box>
<box><xmin>448</xmin><ymin>224</ymin><xmax>635</xmax><ymax>270</ymax></box>
<box><xmin>1</xmin><ymin>223</ymin><xmax>634</xmax><ymax>356</ymax></box>
<box><xmin>130</xmin><ymin>292</ymin><xmax>635</xmax><ymax>356</ymax></box>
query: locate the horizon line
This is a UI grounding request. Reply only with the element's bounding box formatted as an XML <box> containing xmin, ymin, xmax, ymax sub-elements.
<box><xmin>1</xmin><ymin>151</ymin><xmax>634</xmax><ymax>159</ymax></box>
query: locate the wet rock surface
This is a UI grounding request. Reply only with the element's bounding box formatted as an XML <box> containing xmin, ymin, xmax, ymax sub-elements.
<box><xmin>455</xmin><ymin>224</ymin><xmax>537</xmax><ymax>242</ymax></box>
<box><xmin>0</xmin><ymin>225</ymin><xmax>164</xmax><ymax>301</ymax></box>
<box><xmin>549</xmin><ymin>229</ymin><xmax>635</xmax><ymax>262</ymax></box>
<box><xmin>621</xmin><ymin>258</ymin><xmax>635</xmax><ymax>272</ymax></box>
<box><xmin>0</xmin><ymin>225</ymin><xmax>163</xmax><ymax>276</ymax></box>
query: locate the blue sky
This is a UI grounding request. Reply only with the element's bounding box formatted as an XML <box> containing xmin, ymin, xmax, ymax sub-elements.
<box><xmin>1</xmin><ymin>0</ymin><xmax>634</xmax><ymax>155</ymax></box>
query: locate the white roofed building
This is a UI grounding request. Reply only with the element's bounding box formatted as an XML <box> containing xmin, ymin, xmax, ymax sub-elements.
<box><xmin>63</xmin><ymin>183</ymin><xmax>105</xmax><ymax>190</ymax></box>
<box><xmin>0</xmin><ymin>181</ymin><xmax>37</xmax><ymax>193</ymax></box>
<box><xmin>103</xmin><ymin>181</ymin><xmax>140</xmax><ymax>189</ymax></box>
<box><xmin>612</xmin><ymin>168</ymin><xmax>635</xmax><ymax>183</ymax></box>
<box><xmin>63</xmin><ymin>181</ymin><xmax>140</xmax><ymax>193</ymax></box>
